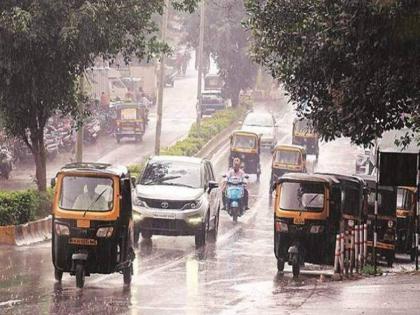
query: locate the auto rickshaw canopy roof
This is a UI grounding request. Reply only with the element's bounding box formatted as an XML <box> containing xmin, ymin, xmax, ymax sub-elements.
<box><xmin>231</xmin><ymin>130</ymin><xmax>260</xmax><ymax>139</ymax></box>
<box><xmin>279</xmin><ymin>172</ymin><xmax>339</xmax><ymax>185</ymax></box>
<box><xmin>273</xmin><ymin>144</ymin><xmax>306</xmax><ymax>153</ymax></box>
<box><xmin>58</xmin><ymin>162</ymin><xmax>129</xmax><ymax>178</ymax></box>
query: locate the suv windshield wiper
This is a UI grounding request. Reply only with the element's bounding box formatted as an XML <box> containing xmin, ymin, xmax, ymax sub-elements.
<box><xmin>161</xmin><ymin>182</ymin><xmax>195</xmax><ymax>188</ymax></box>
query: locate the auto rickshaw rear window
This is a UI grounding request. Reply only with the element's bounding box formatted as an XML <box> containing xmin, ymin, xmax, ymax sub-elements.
<box><xmin>342</xmin><ymin>187</ymin><xmax>361</xmax><ymax>215</ymax></box>
<box><xmin>275</xmin><ymin>150</ymin><xmax>301</xmax><ymax>165</ymax></box>
<box><xmin>59</xmin><ymin>176</ymin><xmax>114</xmax><ymax>212</ymax></box>
<box><xmin>233</xmin><ymin>135</ymin><xmax>256</xmax><ymax>149</ymax></box>
<box><xmin>280</xmin><ymin>182</ymin><xmax>325</xmax><ymax>212</ymax></box>
<box><xmin>295</xmin><ymin>119</ymin><xmax>315</xmax><ymax>134</ymax></box>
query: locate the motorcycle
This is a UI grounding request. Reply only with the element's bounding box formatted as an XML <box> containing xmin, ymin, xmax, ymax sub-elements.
<box><xmin>0</xmin><ymin>147</ymin><xmax>13</xmax><ymax>179</ymax></box>
<box><xmin>84</xmin><ymin>118</ymin><xmax>101</xmax><ymax>144</ymax></box>
<box><xmin>224</xmin><ymin>175</ymin><xmax>248</xmax><ymax>223</ymax></box>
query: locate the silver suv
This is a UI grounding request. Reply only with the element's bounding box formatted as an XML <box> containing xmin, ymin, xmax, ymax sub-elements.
<box><xmin>133</xmin><ymin>156</ymin><xmax>221</xmax><ymax>248</ymax></box>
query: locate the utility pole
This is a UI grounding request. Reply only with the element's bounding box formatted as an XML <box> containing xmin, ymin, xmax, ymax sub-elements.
<box><xmin>154</xmin><ymin>0</ymin><xmax>169</xmax><ymax>155</ymax></box>
<box><xmin>75</xmin><ymin>74</ymin><xmax>85</xmax><ymax>163</ymax></box>
<box><xmin>196</xmin><ymin>0</ymin><xmax>205</xmax><ymax>125</ymax></box>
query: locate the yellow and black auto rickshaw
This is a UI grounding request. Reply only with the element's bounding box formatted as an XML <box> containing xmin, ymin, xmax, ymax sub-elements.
<box><xmin>360</xmin><ymin>175</ymin><xmax>397</xmax><ymax>267</ymax></box>
<box><xmin>396</xmin><ymin>186</ymin><xmax>417</xmax><ymax>260</ymax></box>
<box><xmin>229</xmin><ymin>130</ymin><xmax>261</xmax><ymax>180</ymax></box>
<box><xmin>270</xmin><ymin>144</ymin><xmax>307</xmax><ymax>193</ymax></box>
<box><xmin>292</xmin><ymin>118</ymin><xmax>320</xmax><ymax>159</ymax></box>
<box><xmin>51</xmin><ymin>163</ymin><xmax>135</xmax><ymax>288</ymax></box>
<box><xmin>114</xmin><ymin>102</ymin><xmax>147</xmax><ymax>143</ymax></box>
<box><xmin>273</xmin><ymin>173</ymin><xmax>342</xmax><ymax>277</ymax></box>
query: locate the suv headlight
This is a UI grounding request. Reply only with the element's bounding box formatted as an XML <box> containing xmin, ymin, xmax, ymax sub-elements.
<box><xmin>184</xmin><ymin>196</ymin><xmax>204</xmax><ymax>210</ymax></box>
<box><xmin>96</xmin><ymin>227</ymin><xmax>114</xmax><ymax>238</ymax></box>
<box><xmin>134</xmin><ymin>197</ymin><xmax>148</xmax><ymax>207</ymax></box>
<box><xmin>55</xmin><ymin>223</ymin><xmax>70</xmax><ymax>236</ymax></box>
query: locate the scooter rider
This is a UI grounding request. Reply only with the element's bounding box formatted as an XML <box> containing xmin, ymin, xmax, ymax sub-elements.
<box><xmin>222</xmin><ymin>157</ymin><xmax>249</xmax><ymax>211</ymax></box>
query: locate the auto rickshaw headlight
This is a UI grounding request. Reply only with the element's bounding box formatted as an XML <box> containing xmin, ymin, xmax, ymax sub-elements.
<box><xmin>348</xmin><ymin>219</ymin><xmax>355</xmax><ymax>227</ymax></box>
<box><xmin>310</xmin><ymin>225</ymin><xmax>324</xmax><ymax>234</ymax></box>
<box><xmin>96</xmin><ymin>227</ymin><xmax>114</xmax><ymax>238</ymax></box>
<box><xmin>55</xmin><ymin>223</ymin><xmax>70</xmax><ymax>236</ymax></box>
<box><xmin>388</xmin><ymin>220</ymin><xmax>394</xmax><ymax>228</ymax></box>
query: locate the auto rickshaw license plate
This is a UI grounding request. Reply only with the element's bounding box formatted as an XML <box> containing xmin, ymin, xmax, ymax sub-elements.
<box><xmin>293</xmin><ymin>218</ymin><xmax>305</xmax><ymax>225</ymax></box>
<box><xmin>69</xmin><ymin>238</ymin><xmax>97</xmax><ymax>246</ymax></box>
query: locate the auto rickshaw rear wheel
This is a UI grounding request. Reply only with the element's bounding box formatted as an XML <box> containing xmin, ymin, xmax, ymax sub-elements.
<box><xmin>54</xmin><ymin>268</ymin><xmax>63</xmax><ymax>282</ymax></box>
<box><xmin>386</xmin><ymin>255</ymin><xmax>394</xmax><ymax>268</ymax></box>
<box><xmin>292</xmin><ymin>264</ymin><xmax>300</xmax><ymax>278</ymax></box>
<box><xmin>141</xmin><ymin>231</ymin><xmax>152</xmax><ymax>240</ymax></box>
<box><xmin>75</xmin><ymin>264</ymin><xmax>85</xmax><ymax>289</ymax></box>
<box><xmin>277</xmin><ymin>259</ymin><xmax>285</xmax><ymax>272</ymax></box>
<box><xmin>123</xmin><ymin>265</ymin><xmax>132</xmax><ymax>285</ymax></box>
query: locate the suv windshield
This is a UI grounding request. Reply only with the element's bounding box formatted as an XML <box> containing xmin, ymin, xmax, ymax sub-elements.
<box><xmin>60</xmin><ymin>176</ymin><xmax>114</xmax><ymax>211</ymax></box>
<box><xmin>140</xmin><ymin>160</ymin><xmax>201</xmax><ymax>188</ymax></box>
<box><xmin>280</xmin><ymin>182</ymin><xmax>325</xmax><ymax>211</ymax></box>
<box><xmin>244</xmin><ymin>114</ymin><xmax>273</xmax><ymax>127</ymax></box>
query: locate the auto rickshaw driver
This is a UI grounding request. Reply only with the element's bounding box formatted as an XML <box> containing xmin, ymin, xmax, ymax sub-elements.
<box><xmin>222</xmin><ymin>157</ymin><xmax>249</xmax><ymax>212</ymax></box>
<box><xmin>73</xmin><ymin>180</ymin><xmax>108</xmax><ymax>210</ymax></box>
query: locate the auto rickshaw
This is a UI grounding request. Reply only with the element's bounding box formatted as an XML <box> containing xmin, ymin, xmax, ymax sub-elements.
<box><xmin>270</xmin><ymin>144</ymin><xmax>307</xmax><ymax>193</ymax></box>
<box><xmin>114</xmin><ymin>102</ymin><xmax>147</xmax><ymax>143</ymax></box>
<box><xmin>396</xmin><ymin>186</ymin><xmax>417</xmax><ymax>260</ymax></box>
<box><xmin>229</xmin><ymin>130</ymin><xmax>261</xmax><ymax>180</ymax></box>
<box><xmin>292</xmin><ymin>118</ymin><xmax>320</xmax><ymax>159</ymax></box>
<box><xmin>273</xmin><ymin>173</ymin><xmax>342</xmax><ymax>277</ymax></box>
<box><xmin>317</xmin><ymin>173</ymin><xmax>367</xmax><ymax>232</ymax></box>
<box><xmin>51</xmin><ymin>162</ymin><xmax>135</xmax><ymax>288</ymax></box>
<box><xmin>359</xmin><ymin>175</ymin><xmax>397</xmax><ymax>267</ymax></box>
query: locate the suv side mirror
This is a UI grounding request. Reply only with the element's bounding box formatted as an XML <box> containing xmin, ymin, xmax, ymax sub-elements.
<box><xmin>50</xmin><ymin>177</ymin><xmax>56</xmax><ymax>188</ymax></box>
<box><xmin>208</xmin><ymin>180</ymin><xmax>219</xmax><ymax>192</ymax></box>
<box><xmin>130</xmin><ymin>176</ymin><xmax>137</xmax><ymax>187</ymax></box>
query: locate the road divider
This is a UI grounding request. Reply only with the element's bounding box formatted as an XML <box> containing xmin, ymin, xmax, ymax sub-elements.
<box><xmin>0</xmin><ymin>215</ymin><xmax>52</xmax><ymax>246</ymax></box>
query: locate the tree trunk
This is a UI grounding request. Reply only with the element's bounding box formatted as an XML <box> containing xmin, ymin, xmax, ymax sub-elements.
<box><xmin>231</xmin><ymin>88</ymin><xmax>240</xmax><ymax>108</ymax></box>
<box><xmin>30</xmin><ymin>131</ymin><xmax>47</xmax><ymax>192</ymax></box>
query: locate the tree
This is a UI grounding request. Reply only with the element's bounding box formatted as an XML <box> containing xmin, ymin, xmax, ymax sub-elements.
<box><xmin>183</xmin><ymin>0</ymin><xmax>257</xmax><ymax>107</ymax></box>
<box><xmin>246</xmin><ymin>0</ymin><xmax>420</xmax><ymax>145</ymax></box>
<box><xmin>0</xmin><ymin>0</ymin><xmax>197</xmax><ymax>191</ymax></box>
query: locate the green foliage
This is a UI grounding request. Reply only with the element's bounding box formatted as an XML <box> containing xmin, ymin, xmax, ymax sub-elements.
<box><xmin>127</xmin><ymin>162</ymin><xmax>146</xmax><ymax>179</ymax></box>
<box><xmin>161</xmin><ymin>108</ymin><xmax>244</xmax><ymax>156</ymax></box>
<box><xmin>182</xmin><ymin>0</ymin><xmax>257</xmax><ymax>106</ymax></box>
<box><xmin>0</xmin><ymin>0</ymin><xmax>197</xmax><ymax>191</ymax></box>
<box><xmin>0</xmin><ymin>190</ymin><xmax>52</xmax><ymax>226</ymax></box>
<box><xmin>246</xmin><ymin>0</ymin><xmax>420</xmax><ymax>145</ymax></box>
<box><xmin>361</xmin><ymin>264</ymin><xmax>383</xmax><ymax>276</ymax></box>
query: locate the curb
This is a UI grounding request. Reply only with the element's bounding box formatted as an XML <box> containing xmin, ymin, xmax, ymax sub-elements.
<box><xmin>0</xmin><ymin>216</ymin><xmax>52</xmax><ymax>246</ymax></box>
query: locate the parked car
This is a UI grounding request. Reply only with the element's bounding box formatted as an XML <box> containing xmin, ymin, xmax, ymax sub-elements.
<box><xmin>133</xmin><ymin>156</ymin><xmax>221</xmax><ymax>248</ymax></box>
<box><xmin>241</xmin><ymin>111</ymin><xmax>278</xmax><ymax>148</ymax></box>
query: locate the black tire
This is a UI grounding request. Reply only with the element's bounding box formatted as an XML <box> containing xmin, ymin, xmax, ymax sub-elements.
<box><xmin>54</xmin><ymin>268</ymin><xmax>63</xmax><ymax>282</ymax></box>
<box><xmin>257</xmin><ymin>173</ymin><xmax>261</xmax><ymax>182</ymax></box>
<box><xmin>133</xmin><ymin>227</ymin><xmax>140</xmax><ymax>244</ymax></box>
<box><xmin>292</xmin><ymin>264</ymin><xmax>300</xmax><ymax>278</ymax></box>
<box><xmin>123</xmin><ymin>265</ymin><xmax>132</xmax><ymax>285</ymax></box>
<box><xmin>141</xmin><ymin>231</ymin><xmax>152</xmax><ymax>240</ymax></box>
<box><xmin>277</xmin><ymin>259</ymin><xmax>285</xmax><ymax>272</ymax></box>
<box><xmin>208</xmin><ymin>210</ymin><xmax>219</xmax><ymax>242</ymax></box>
<box><xmin>232</xmin><ymin>207</ymin><xmax>238</xmax><ymax>223</ymax></box>
<box><xmin>116</xmin><ymin>136</ymin><xmax>121</xmax><ymax>144</ymax></box>
<box><xmin>387</xmin><ymin>256</ymin><xmax>394</xmax><ymax>268</ymax></box>
<box><xmin>195</xmin><ymin>220</ymin><xmax>207</xmax><ymax>249</ymax></box>
<box><xmin>75</xmin><ymin>264</ymin><xmax>85</xmax><ymax>289</ymax></box>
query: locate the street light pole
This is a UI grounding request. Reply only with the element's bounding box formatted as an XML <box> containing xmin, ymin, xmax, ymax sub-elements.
<box><xmin>154</xmin><ymin>0</ymin><xmax>169</xmax><ymax>155</ymax></box>
<box><xmin>196</xmin><ymin>0</ymin><xmax>205</xmax><ymax>125</ymax></box>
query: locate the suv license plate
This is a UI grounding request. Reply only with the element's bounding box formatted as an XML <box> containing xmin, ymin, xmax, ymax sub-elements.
<box><xmin>152</xmin><ymin>212</ymin><xmax>176</xmax><ymax>220</ymax></box>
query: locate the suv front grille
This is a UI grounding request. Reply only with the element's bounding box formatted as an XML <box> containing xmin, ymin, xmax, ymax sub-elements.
<box><xmin>143</xmin><ymin>198</ymin><xmax>195</xmax><ymax>210</ymax></box>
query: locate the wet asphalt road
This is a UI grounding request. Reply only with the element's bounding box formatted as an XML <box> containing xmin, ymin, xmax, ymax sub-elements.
<box><xmin>1</xmin><ymin>92</ymin><xmax>419</xmax><ymax>314</ymax></box>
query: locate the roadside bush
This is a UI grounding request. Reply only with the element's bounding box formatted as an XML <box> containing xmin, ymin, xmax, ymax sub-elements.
<box><xmin>0</xmin><ymin>190</ymin><xmax>52</xmax><ymax>226</ymax></box>
<box><xmin>161</xmin><ymin>107</ymin><xmax>246</xmax><ymax>157</ymax></box>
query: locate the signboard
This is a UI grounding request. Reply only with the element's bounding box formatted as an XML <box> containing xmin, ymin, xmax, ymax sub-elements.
<box><xmin>378</xmin><ymin>152</ymin><xmax>418</xmax><ymax>186</ymax></box>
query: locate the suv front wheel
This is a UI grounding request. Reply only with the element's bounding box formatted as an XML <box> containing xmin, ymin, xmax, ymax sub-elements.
<box><xmin>195</xmin><ymin>214</ymin><xmax>209</xmax><ymax>248</ymax></box>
